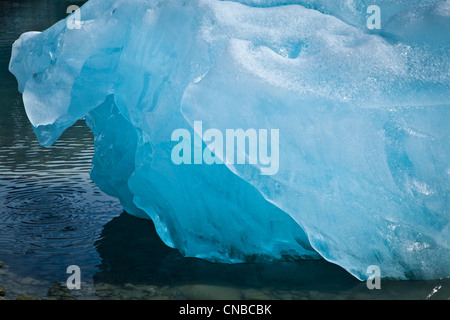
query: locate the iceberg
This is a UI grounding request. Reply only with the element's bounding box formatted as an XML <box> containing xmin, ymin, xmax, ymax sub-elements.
<box><xmin>9</xmin><ymin>0</ymin><xmax>450</xmax><ymax>280</ymax></box>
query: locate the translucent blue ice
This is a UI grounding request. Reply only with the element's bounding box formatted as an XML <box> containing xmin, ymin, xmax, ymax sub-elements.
<box><xmin>9</xmin><ymin>0</ymin><xmax>450</xmax><ymax>280</ymax></box>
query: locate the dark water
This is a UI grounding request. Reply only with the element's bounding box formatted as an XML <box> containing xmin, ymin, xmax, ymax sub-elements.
<box><xmin>0</xmin><ymin>0</ymin><xmax>123</xmax><ymax>299</ymax></box>
<box><xmin>0</xmin><ymin>0</ymin><xmax>448</xmax><ymax>300</ymax></box>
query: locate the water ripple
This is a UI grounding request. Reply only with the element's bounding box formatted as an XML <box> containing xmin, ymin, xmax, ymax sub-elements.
<box><xmin>0</xmin><ymin>175</ymin><xmax>122</xmax><ymax>257</ymax></box>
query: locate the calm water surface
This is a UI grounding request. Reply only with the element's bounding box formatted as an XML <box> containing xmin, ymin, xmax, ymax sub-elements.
<box><xmin>0</xmin><ymin>0</ymin><xmax>448</xmax><ymax>300</ymax></box>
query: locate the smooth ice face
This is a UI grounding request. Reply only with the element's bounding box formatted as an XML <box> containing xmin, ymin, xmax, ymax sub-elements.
<box><xmin>9</xmin><ymin>0</ymin><xmax>450</xmax><ymax>280</ymax></box>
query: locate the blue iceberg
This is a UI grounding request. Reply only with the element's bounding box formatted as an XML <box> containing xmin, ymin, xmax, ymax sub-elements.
<box><xmin>9</xmin><ymin>0</ymin><xmax>450</xmax><ymax>280</ymax></box>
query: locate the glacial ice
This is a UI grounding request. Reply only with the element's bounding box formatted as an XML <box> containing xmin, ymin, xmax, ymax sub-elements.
<box><xmin>9</xmin><ymin>0</ymin><xmax>450</xmax><ymax>280</ymax></box>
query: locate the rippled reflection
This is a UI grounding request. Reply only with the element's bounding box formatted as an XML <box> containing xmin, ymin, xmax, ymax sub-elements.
<box><xmin>0</xmin><ymin>119</ymin><xmax>123</xmax><ymax>299</ymax></box>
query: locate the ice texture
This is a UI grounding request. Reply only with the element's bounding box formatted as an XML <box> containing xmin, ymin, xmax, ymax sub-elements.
<box><xmin>9</xmin><ymin>0</ymin><xmax>450</xmax><ymax>280</ymax></box>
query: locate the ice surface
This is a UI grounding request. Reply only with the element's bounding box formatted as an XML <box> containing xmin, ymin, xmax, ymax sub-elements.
<box><xmin>9</xmin><ymin>0</ymin><xmax>450</xmax><ymax>280</ymax></box>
